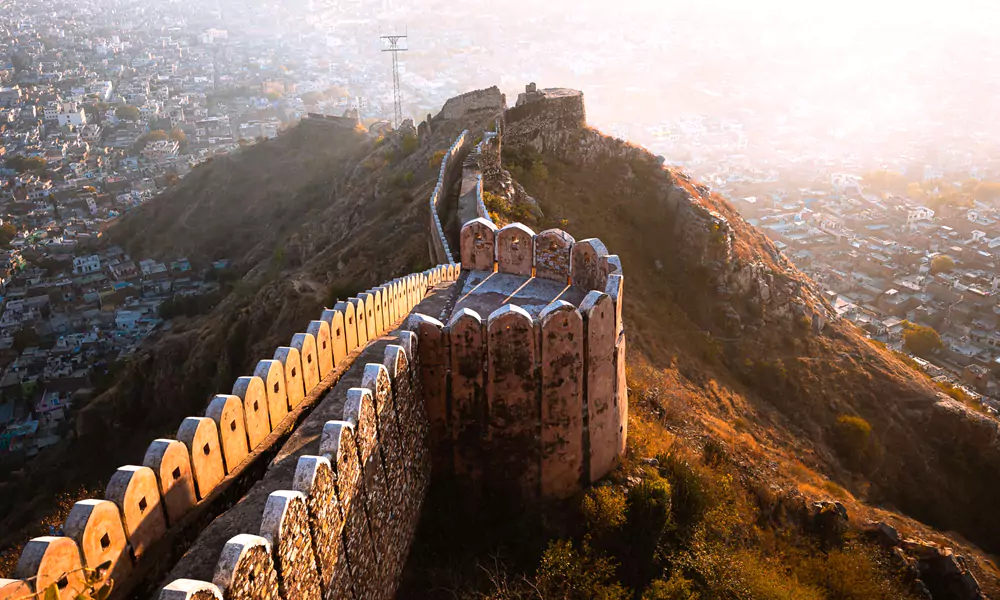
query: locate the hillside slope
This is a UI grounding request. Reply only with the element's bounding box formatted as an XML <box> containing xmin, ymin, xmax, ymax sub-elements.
<box><xmin>0</xmin><ymin>113</ymin><xmax>493</xmax><ymax>567</ymax></box>
<box><xmin>469</xmin><ymin>92</ymin><xmax>1000</xmax><ymax>595</ymax></box>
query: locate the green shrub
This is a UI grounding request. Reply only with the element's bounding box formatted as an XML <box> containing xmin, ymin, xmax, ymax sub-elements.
<box><xmin>429</xmin><ymin>149</ymin><xmax>447</xmax><ymax>169</ymax></box>
<box><xmin>833</xmin><ymin>414</ymin><xmax>872</xmax><ymax>467</ymax></box>
<box><xmin>401</xmin><ymin>134</ymin><xmax>419</xmax><ymax>156</ymax></box>
<box><xmin>643</xmin><ymin>574</ymin><xmax>700</xmax><ymax>600</ymax></box>
<box><xmin>620</xmin><ymin>479</ymin><xmax>673</xmax><ymax>588</ymax></box>
<box><xmin>658</xmin><ymin>453</ymin><xmax>709</xmax><ymax>532</ymax></box>
<box><xmin>534</xmin><ymin>540</ymin><xmax>629</xmax><ymax>600</ymax></box>
<box><xmin>581</xmin><ymin>486</ymin><xmax>627</xmax><ymax>535</ymax></box>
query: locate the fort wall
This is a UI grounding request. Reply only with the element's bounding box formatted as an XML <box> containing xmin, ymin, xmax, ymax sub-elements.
<box><xmin>428</xmin><ymin>131</ymin><xmax>472</xmax><ymax>264</ymax></box>
<box><xmin>409</xmin><ymin>220</ymin><xmax>627</xmax><ymax>500</ymax></box>
<box><xmin>5</xmin><ymin>264</ymin><xmax>460</xmax><ymax>599</ymax></box>
<box><xmin>434</xmin><ymin>86</ymin><xmax>505</xmax><ymax>122</ymax></box>
<box><xmin>7</xmin><ymin>89</ymin><xmax>630</xmax><ymax>600</ymax></box>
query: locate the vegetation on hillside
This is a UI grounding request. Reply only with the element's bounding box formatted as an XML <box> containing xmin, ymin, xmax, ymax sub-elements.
<box><xmin>401</xmin><ymin>363</ymin><xmax>923</xmax><ymax>599</ymax></box>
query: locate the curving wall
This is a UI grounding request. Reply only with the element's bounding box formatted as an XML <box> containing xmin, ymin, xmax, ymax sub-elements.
<box><xmin>411</xmin><ymin>219</ymin><xmax>627</xmax><ymax>500</ymax></box>
<box><xmin>4</xmin><ymin>264</ymin><xmax>462</xmax><ymax>600</ymax></box>
<box><xmin>428</xmin><ymin>131</ymin><xmax>472</xmax><ymax>264</ymax></box>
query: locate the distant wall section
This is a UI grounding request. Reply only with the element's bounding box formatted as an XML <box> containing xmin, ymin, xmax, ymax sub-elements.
<box><xmin>436</xmin><ymin>86</ymin><xmax>506</xmax><ymax>121</ymax></box>
<box><xmin>428</xmin><ymin>131</ymin><xmax>472</xmax><ymax>264</ymax></box>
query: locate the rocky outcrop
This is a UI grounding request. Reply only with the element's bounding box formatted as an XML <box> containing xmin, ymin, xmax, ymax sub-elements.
<box><xmin>502</xmin><ymin>85</ymin><xmax>832</xmax><ymax>335</ymax></box>
<box><xmin>436</xmin><ymin>86</ymin><xmax>505</xmax><ymax>122</ymax></box>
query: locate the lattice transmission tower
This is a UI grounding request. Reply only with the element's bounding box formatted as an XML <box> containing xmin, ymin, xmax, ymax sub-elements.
<box><xmin>380</xmin><ymin>29</ymin><xmax>407</xmax><ymax>129</ymax></box>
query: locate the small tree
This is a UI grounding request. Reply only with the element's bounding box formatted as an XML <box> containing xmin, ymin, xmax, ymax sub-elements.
<box><xmin>115</xmin><ymin>105</ymin><xmax>141</xmax><ymax>121</ymax></box>
<box><xmin>974</xmin><ymin>181</ymin><xmax>1000</xmax><ymax>202</ymax></box>
<box><xmin>0</xmin><ymin>223</ymin><xmax>17</xmax><ymax>248</ymax></box>
<box><xmin>903</xmin><ymin>322</ymin><xmax>943</xmax><ymax>356</ymax></box>
<box><xmin>930</xmin><ymin>255</ymin><xmax>955</xmax><ymax>274</ymax></box>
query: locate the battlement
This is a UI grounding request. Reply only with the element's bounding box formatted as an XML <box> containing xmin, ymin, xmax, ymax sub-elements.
<box><xmin>408</xmin><ymin>218</ymin><xmax>627</xmax><ymax>499</ymax></box>
<box><xmin>428</xmin><ymin>131</ymin><xmax>471</xmax><ymax>264</ymax></box>
<box><xmin>3</xmin><ymin>264</ymin><xmax>461</xmax><ymax>599</ymax></box>
<box><xmin>2</xmin><ymin>89</ymin><xmax>628</xmax><ymax>599</ymax></box>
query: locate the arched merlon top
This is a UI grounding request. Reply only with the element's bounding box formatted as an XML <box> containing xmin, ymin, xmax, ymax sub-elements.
<box><xmin>496</xmin><ymin>223</ymin><xmax>536</xmax><ymax>277</ymax></box>
<box><xmin>18</xmin><ymin>261</ymin><xmax>454</xmax><ymax>600</ymax></box>
<box><xmin>460</xmin><ymin>218</ymin><xmax>499</xmax><ymax>272</ymax></box>
<box><xmin>459</xmin><ymin>222</ymin><xmax>622</xmax><ymax>293</ymax></box>
<box><xmin>410</xmin><ymin>288</ymin><xmax>626</xmax><ymax>499</ymax></box>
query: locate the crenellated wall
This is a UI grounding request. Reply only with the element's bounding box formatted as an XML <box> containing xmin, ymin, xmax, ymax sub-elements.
<box><xmin>428</xmin><ymin>131</ymin><xmax>472</xmax><ymax>264</ymax></box>
<box><xmin>5</xmin><ymin>91</ymin><xmax>630</xmax><ymax>600</ymax></box>
<box><xmin>4</xmin><ymin>264</ymin><xmax>462</xmax><ymax>600</ymax></box>
<box><xmin>409</xmin><ymin>218</ymin><xmax>628</xmax><ymax>500</ymax></box>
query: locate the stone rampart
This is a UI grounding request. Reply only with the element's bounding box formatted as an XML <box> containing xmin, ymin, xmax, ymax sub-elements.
<box><xmin>410</xmin><ymin>221</ymin><xmax>627</xmax><ymax>500</ymax></box>
<box><xmin>428</xmin><ymin>131</ymin><xmax>472</xmax><ymax>264</ymax></box>
<box><xmin>435</xmin><ymin>85</ymin><xmax>505</xmax><ymax>122</ymax></box>
<box><xmin>4</xmin><ymin>264</ymin><xmax>462</xmax><ymax>599</ymax></box>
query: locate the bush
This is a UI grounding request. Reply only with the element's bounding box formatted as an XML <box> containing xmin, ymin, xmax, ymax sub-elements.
<box><xmin>401</xmin><ymin>134</ymin><xmax>419</xmax><ymax>156</ymax></box>
<box><xmin>582</xmin><ymin>486</ymin><xmax>627</xmax><ymax>536</ymax></box>
<box><xmin>833</xmin><ymin>414</ymin><xmax>872</xmax><ymax>467</ymax></box>
<box><xmin>621</xmin><ymin>479</ymin><xmax>673</xmax><ymax>587</ymax></box>
<box><xmin>902</xmin><ymin>321</ymin><xmax>942</xmax><ymax>356</ymax></box>
<box><xmin>534</xmin><ymin>540</ymin><xmax>629</xmax><ymax>600</ymax></box>
<box><xmin>429</xmin><ymin>149</ymin><xmax>447</xmax><ymax>169</ymax></box>
<box><xmin>643</xmin><ymin>575</ymin><xmax>700</xmax><ymax>600</ymax></box>
<box><xmin>657</xmin><ymin>453</ymin><xmax>708</xmax><ymax>533</ymax></box>
<box><xmin>930</xmin><ymin>255</ymin><xmax>954</xmax><ymax>274</ymax></box>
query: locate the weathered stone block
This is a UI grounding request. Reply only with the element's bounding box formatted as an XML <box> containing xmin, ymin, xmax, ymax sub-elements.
<box><xmin>534</xmin><ymin>229</ymin><xmax>575</xmax><ymax>283</ymax></box>
<box><xmin>105</xmin><ymin>466</ymin><xmax>167</xmax><ymax>558</ymax></box>
<box><xmin>306</xmin><ymin>320</ymin><xmax>334</xmax><ymax>380</ymax></box>
<box><xmin>143</xmin><ymin>438</ymin><xmax>197</xmax><ymax>525</ymax></box>
<box><xmin>158</xmin><ymin>579</ymin><xmax>224</xmax><ymax>600</ymax></box>
<box><xmin>259</xmin><ymin>491</ymin><xmax>322</xmax><ymax>600</ymax></box>
<box><xmin>496</xmin><ymin>223</ymin><xmax>536</xmax><ymax>277</ymax></box>
<box><xmin>232</xmin><ymin>376</ymin><xmax>271</xmax><ymax>450</ymax></box>
<box><xmin>359</xmin><ymin>291</ymin><xmax>377</xmax><ymax>341</ymax></box>
<box><xmin>292</xmin><ymin>456</ymin><xmax>344</xmax><ymax>597</ymax></box>
<box><xmin>348</xmin><ymin>297</ymin><xmax>369</xmax><ymax>347</ymax></box>
<box><xmin>253</xmin><ymin>360</ymin><xmax>289</xmax><ymax>431</ymax></box>
<box><xmin>291</xmin><ymin>333</ymin><xmax>320</xmax><ymax>396</ymax></box>
<box><xmin>273</xmin><ymin>347</ymin><xmax>305</xmax><ymax>410</ymax></box>
<box><xmin>539</xmin><ymin>301</ymin><xmax>584</xmax><ymax>498</ymax></box>
<box><xmin>206</xmin><ymin>395</ymin><xmax>250</xmax><ymax>474</ymax></box>
<box><xmin>571</xmin><ymin>238</ymin><xmax>610</xmax><ymax>292</ymax></box>
<box><xmin>486</xmin><ymin>305</ymin><xmax>540</xmax><ymax>499</ymax></box>
<box><xmin>14</xmin><ymin>537</ymin><xmax>86</xmax><ymax>599</ymax></box>
<box><xmin>319</xmin><ymin>421</ymin><xmax>377</xmax><ymax>600</ymax></box>
<box><xmin>460</xmin><ymin>218</ymin><xmax>498</xmax><ymax>272</ymax></box>
<box><xmin>409</xmin><ymin>314</ymin><xmax>450</xmax><ymax>472</ymax></box>
<box><xmin>212</xmin><ymin>535</ymin><xmax>280</xmax><ymax>600</ymax></box>
<box><xmin>64</xmin><ymin>499</ymin><xmax>131</xmax><ymax>583</ymax></box>
<box><xmin>581</xmin><ymin>291</ymin><xmax>616</xmax><ymax>482</ymax></box>
<box><xmin>332</xmin><ymin>301</ymin><xmax>358</xmax><ymax>354</ymax></box>
<box><xmin>177</xmin><ymin>417</ymin><xmax>225</xmax><ymax>499</ymax></box>
<box><xmin>447</xmin><ymin>309</ymin><xmax>486</xmax><ymax>481</ymax></box>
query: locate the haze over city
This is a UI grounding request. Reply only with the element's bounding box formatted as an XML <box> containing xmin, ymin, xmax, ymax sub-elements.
<box><xmin>6</xmin><ymin>0</ymin><xmax>1000</xmax><ymax>598</ymax></box>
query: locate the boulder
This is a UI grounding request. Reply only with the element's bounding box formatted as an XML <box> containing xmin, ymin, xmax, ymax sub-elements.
<box><xmin>863</xmin><ymin>521</ymin><xmax>901</xmax><ymax>547</ymax></box>
<box><xmin>810</xmin><ymin>500</ymin><xmax>849</xmax><ymax>545</ymax></box>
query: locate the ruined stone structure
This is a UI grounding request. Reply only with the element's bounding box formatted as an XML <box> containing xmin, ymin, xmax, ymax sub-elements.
<box><xmin>3</xmin><ymin>94</ymin><xmax>628</xmax><ymax>600</ymax></box>
<box><xmin>435</xmin><ymin>85</ymin><xmax>505</xmax><ymax>121</ymax></box>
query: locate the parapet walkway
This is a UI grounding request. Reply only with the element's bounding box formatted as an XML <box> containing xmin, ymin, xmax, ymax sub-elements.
<box><xmin>155</xmin><ymin>278</ymin><xmax>458</xmax><ymax>595</ymax></box>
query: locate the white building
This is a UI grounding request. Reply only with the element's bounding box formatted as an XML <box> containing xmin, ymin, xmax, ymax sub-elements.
<box><xmin>72</xmin><ymin>255</ymin><xmax>101</xmax><ymax>274</ymax></box>
<box><xmin>44</xmin><ymin>102</ymin><xmax>88</xmax><ymax>127</ymax></box>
